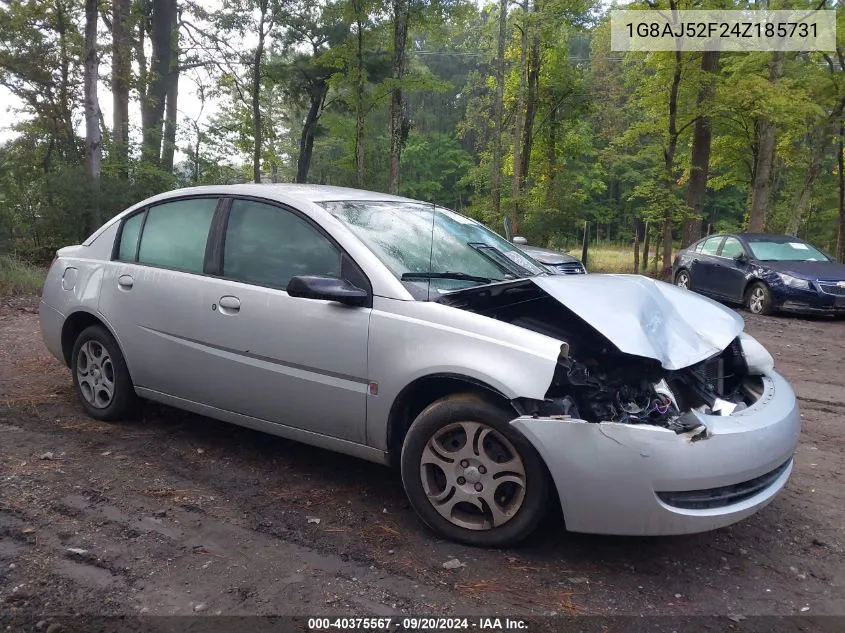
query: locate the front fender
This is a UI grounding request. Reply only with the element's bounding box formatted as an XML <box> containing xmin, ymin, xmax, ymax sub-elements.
<box><xmin>366</xmin><ymin>297</ymin><xmax>562</xmax><ymax>449</ymax></box>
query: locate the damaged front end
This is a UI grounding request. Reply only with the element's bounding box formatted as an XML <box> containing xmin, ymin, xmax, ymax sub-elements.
<box><xmin>520</xmin><ymin>336</ymin><xmax>765</xmax><ymax>440</ymax></box>
<box><xmin>437</xmin><ymin>274</ymin><xmax>799</xmax><ymax>535</ymax></box>
<box><xmin>438</xmin><ymin>274</ymin><xmax>771</xmax><ymax>437</ymax></box>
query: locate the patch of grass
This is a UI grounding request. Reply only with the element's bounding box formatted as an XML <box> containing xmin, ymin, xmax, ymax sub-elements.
<box><xmin>582</xmin><ymin>244</ymin><xmax>668</xmax><ymax>277</ymax></box>
<box><xmin>0</xmin><ymin>255</ymin><xmax>45</xmax><ymax>297</ymax></box>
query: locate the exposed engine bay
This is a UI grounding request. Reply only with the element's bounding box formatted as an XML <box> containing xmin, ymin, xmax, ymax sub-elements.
<box><xmin>438</xmin><ymin>279</ymin><xmax>765</xmax><ymax>435</ymax></box>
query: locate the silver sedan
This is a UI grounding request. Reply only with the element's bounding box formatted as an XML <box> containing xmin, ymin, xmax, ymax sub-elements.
<box><xmin>40</xmin><ymin>185</ymin><xmax>800</xmax><ymax>546</ymax></box>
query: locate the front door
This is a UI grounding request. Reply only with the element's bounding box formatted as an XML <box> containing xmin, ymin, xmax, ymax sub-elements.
<box><xmin>188</xmin><ymin>197</ymin><xmax>371</xmax><ymax>442</ymax></box>
<box><xmin>691</xmin><ymin>236</ymin><xmax>725</xmax><ymax>295</ymax></box>
<box><xmin>715</xmin><ymin>236</ymin><xmax>751</xmax><ymax>302</ymax></box>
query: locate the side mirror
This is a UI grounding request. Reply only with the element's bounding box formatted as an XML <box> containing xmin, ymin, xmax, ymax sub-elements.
<box><xmin>734</xmin><ymin>253</ymin><xmax>748</xmax><ymax>264</ymax></box>
<box><xmin>512</xmin><ymin>236</ymin><xmax>528</xmax><ymax>245</ymax></box>
<box><xmin>286</xmin><ymin>275</ymin><xmax>369</xmax><ymax>306</ymax></box>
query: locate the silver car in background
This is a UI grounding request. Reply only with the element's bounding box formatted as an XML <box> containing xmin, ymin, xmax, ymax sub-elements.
<box><xmin>40</xmin><ymin>185</ymin><xmax>799</xmax><ymax>546</ymax></box>
<box><xmin>512</xmin><ymin>238</ymin><xmax>587</xmax><ymax>275</ymax></box>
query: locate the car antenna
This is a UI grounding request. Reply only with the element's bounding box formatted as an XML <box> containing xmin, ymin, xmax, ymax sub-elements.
<box><xmin>426</xmin><ymin>200</ymin><xmax>436</xmax><ymax>301</ymax></box>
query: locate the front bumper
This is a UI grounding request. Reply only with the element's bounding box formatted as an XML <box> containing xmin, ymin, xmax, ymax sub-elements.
<box><xmin>772</xmin><ymin>285</ymin><xmax>845</xmax><ymax>315</ymax></box>
<box><xmin>511</xmin><ymin>370</ymin><xmax>800</xmax><ymax>535</ymax></box>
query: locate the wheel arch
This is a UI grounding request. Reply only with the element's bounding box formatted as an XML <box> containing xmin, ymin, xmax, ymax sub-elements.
<box><xmin>385</xmin><ymin>373</ymin><xmax>516</xmax><ymax>466</ymax></box>
<box><xmin>61</xmin><ymin>310</ymin><xmax>126</xmax><ymax>369</ymax></box>
<box><xmin>742</xmin><ymin>277</ymin><xmax>768</xmax><ymax>301</ymax></box>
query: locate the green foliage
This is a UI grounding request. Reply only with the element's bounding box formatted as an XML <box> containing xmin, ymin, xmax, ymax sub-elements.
<box><xmin>1</xmin><ymin>0</ymin><xmax>843</xmax><ymax>283</ymax></box>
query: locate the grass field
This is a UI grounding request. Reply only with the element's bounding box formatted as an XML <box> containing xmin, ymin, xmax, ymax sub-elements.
<box><xmin>576</xmin><ymin>243</ymin><xmax>669</xmax><ymax>277</ymax></box>
<box><xmin>0</xmin><ymin>256</ymin><xmax>46</xmax><ymax>297</ymax></box>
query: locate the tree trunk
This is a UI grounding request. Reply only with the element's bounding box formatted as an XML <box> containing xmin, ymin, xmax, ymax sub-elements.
<box><xmin>632</xmin><ymin>220</ymin><xmax>640</xmax><ymax>274</ymax></box>
<box><xmin>389</xmin><ymin>0</ymin><xmax>410</xmax><ymax>194</ymax></box>
<box><xmin>491</xmin><ymin>0</ymin><xmax>507</xmax><ymax>218</ymax></box>
<box><xmin>787</xmin><ymin>94</ymin><xmax>845</xmax><ymax>236</ymax></box>
<box><xmin>354</xmin><ymin>3</ymin><xmax>365</xmax><ymax>187</ymax></box>
<box><xmin>251</xmin><ymin>0</ymin><xmax>268</xmax><ymax>183</ymax></box>
<box><xmin>838</xmin><ymin>121</ymin><xmax>845</xmax><ymax>263</ymax></box>
<box><xmin>544</xmin><ymin>104</ymin><xmax>557</xmax><ymax>206</ymax></box>
<box><xmin>55</xmin><ymin>0</ymin><xmax>76</xmax><ymax>160</ymax></box>
<box><xmin>642</xmin><ymin>220</ymin><xmax>649</xmax><ymax>272</ymax></box>
<box><xmin>682</xmin><ymin>50</ymin><xmax>719</xmax><ymax>247</ymax></box>
<box><xmin>511</xmin><ymin>0</ymin><xmax>528</xmax><ymax>226</ymax></box>
<box><xmin>580</xmin><ymin>221</ymin><xmax>589</xmax><ymax>268</ymax></box>
<box><xmin>83</xmin><ymin>0</ymin><xmax>102</xmax><ymax>237</ymax></box>
<box><xmin>296</xmin><ymin>79</ymin><xmax>328</xmax><ymax>184</ymax></box>
<box><xmin>160</xmin><ymin>4</ymin><xmax>179</xmax><ymax>173</ymax></box>
<box><xmin>135</xmin><ymin>1</ymin><xmax>149</xmax><ymax>106</ymax></box>
<box><xmin>141</xmin><ymin>0</ymin><xmax>175</xmax><ymax>166</ymax></box>
<box><xmin>111</xmin><ymin>0</ymin><xmax>131</xmax><ymax>178</ymax></box>
<box><xmin>748</xmin><ymin>51</ymin><xmax>784</xmax><ymax>232</ymax></box>
<box><xmin>520</xmin><ymin>0</ymin><xmax>540</xmax><ymax>187</ymax></box>
<box><xmin>661</xmin><ymin>45</ymin><xmax>682</xmax><ymax>280</ymax></box>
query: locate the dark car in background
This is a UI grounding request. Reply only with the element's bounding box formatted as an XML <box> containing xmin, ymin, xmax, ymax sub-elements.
<box><xmin>512</xmin><ymin>237</ymin><xmax>587</xmax><ymax>275</ymax></box>
<box><xmin>673</xmin><ymin>233</ymin><xmax>845</xmax><ymax>316</ymax></box>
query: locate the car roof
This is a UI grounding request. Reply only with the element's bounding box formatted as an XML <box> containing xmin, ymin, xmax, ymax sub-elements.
<box><xmin>152</xmin><ymin>184</ymin><xmax>418</xmax><ymax>205</ymax></box>
<box><xmin>694</xmin><ymin>233</ymin><xmax>809</xmax><ymax>244</ymax></box>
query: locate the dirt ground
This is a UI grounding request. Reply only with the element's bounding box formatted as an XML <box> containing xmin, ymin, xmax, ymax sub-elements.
<box><xmin>1</xmin><ymin>295</ymin><xmax>843</xmax><ymax>628</ymax></box>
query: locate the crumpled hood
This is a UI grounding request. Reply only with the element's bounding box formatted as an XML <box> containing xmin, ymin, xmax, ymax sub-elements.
<box><xmin>531</xmin><ymin>274</ymin><xmax>744</xmax><ymax>370</ymax></box>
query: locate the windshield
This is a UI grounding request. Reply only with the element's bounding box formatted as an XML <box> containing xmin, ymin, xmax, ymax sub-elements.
<box><xmin>747</xmin><ymin>239</ymin><xmax>829</xmax><ymax>262</ymax></box>
<box><xmin>321</xmin><ymin>200</ymin><xmax>545</xmax><ymax>295</ymax></box>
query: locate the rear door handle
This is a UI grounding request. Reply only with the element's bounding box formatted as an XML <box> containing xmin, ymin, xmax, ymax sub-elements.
<box><xmin>117</xmin><ymin>274</ymin><xmax>134</xmax><ymax>289</ymax></box>
<box><xmin>218</xmin><ymin>295</ymin><xmax>241</xmax><ymax>312</ymax></box>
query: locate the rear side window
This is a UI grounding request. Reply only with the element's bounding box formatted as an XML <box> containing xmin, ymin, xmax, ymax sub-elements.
<box><xmin>223</xmin><ymin>199</ymin><xmax>341</xmax><ymax>288</ymax></box>
<box><xmin>700</xmin><ymin>237</ymin><xmax>722</xmax><ymax>256</ymax></box>
<box><xmin>137</xmin><ymin>198</ymin><xmax>218</xmax><ymax>273</ymax></box>
<box><xmin>117</xmin><ymin>211</ymin><xmax>145</xmax><ymax>261</ymax></box>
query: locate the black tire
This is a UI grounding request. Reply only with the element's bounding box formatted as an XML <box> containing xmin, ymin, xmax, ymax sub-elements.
<box><xmin>674</xmin><ymin>269</ymin><xmax>691</xmax><ymax>290</ymax></box>
<box><xmin>400</xmin><ymin>393</ymin><xmax>549</xmax><ymax>547</ymax></box>
<box><xmin>745</xmin><ymin>281</ymin><xmax>773</xmax><ymax>316</ymax></box>
<box><xmin>71</xmin><ymin>325</ymin><xmax>138</xmax><ymax>421</ymax></box>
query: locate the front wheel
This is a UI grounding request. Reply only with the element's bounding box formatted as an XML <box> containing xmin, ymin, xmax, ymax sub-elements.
<box><xmin>745</xmin><ymin>282</ymin><xmax>773</xmax><ymax>316</ymax></box>
<box><xmin>400</xmin><ymin>394</ymin><xmax>549</xmax><ymax>547</ymax></box>
<box><xmin>675</xmin><ymin>269</ymin><xmax>691</xmax><ymax>290</ymax></box>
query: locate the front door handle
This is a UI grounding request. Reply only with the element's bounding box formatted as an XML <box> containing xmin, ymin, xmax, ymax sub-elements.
<box><xmin>218</xmin><ymin>295</ymin><xmax>241</xmax><ymax>312</ymax></box>
<box><xmin>117</xmin><ymin>274</ymin><xmax>134</xmax><ymax>289</ymax></box>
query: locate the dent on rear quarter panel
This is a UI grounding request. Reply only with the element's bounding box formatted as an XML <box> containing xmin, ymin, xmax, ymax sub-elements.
<box><xmin>365</xmin><ymin>296</ymin><xmax>562</xmax><ymax>450</ymax></box>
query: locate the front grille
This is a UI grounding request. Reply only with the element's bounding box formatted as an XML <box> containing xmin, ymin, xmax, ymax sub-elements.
<box><xmin>818</xmin><ymin>282</ymin><xmax>845</xmax><ymax>297</ymax></box>
<box><xmin>552</xmin><ymin>262</ymin><xmax>586</xmax><ymax>275</ymax></box>
<box><xmin>656</xmin><ymin>459</ymin><xmax>792</xmax><ymax>510</ymax></box>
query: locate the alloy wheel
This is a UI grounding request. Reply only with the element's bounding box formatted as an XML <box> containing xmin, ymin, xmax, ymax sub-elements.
<box><xmin>676</xmin><ymin>272</ymin><xmax>690</xmax><ymax>289</ymax></box>
<box><xmin>749</xmin><ymin>287</ymin><xmax>766</xmax><ymax>314</ymax></box>
<box><xmin>419</xmin><ymin>421</ymin><xmax>527</xmax><ymax>531</ymax></box>
<box><xmin>76</xmin><ymin>340</ymin><xmax>115</xmax><ymax>409</ymax></box>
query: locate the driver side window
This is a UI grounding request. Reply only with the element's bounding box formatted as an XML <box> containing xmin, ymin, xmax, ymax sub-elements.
<box><xmin>720</xmin><ymin>237</ymin><xmax>745</xmax><ymax>259</ymax></box>
<box><xmin>222</xmin><ymin>199</ymin><xmax>341</xmax><ymax>289</ymax></box>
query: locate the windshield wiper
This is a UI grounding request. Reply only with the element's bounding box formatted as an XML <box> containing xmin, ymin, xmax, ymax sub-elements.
<box><xmin>401</xmin><ymin>271</ymin><xmax>498</xmax><ymax>284</ymax></box>
<box><xmin>467</xmin><ymin>242</ymin><xmax>535</xmax><ymax>277</ymax></box>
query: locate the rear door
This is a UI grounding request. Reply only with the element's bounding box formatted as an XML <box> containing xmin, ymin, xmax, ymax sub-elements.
<box><xmin>98</xmin><ymin>196</ymin><xmax>223</xmax><ymax>402</ymax></box>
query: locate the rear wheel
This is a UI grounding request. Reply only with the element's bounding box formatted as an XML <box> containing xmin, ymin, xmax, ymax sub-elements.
<box><xmin>71</xmin><ymin>325</ymin><xmax>138</xmax><ymax>421</ymax></box>
<box><xmin>675</xmin><ymin>269</ymin><xmax>691</xmax><ymax>290</ymax></box>
<box><xmin>745</xmin><ymin>282</ymin><xmax>773</xmax><ymax>316</ymax></box>
<box><xmin>400</xmin><ymin>394</ymin><xmax>549</xmax><ymax>547</ymax></box>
